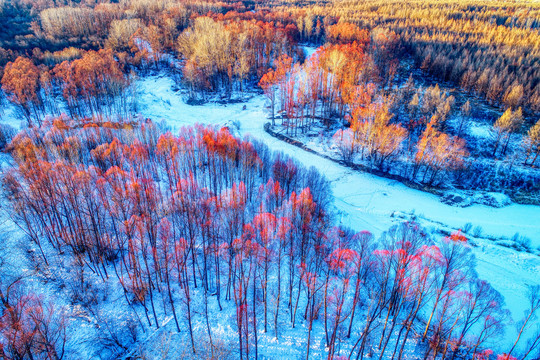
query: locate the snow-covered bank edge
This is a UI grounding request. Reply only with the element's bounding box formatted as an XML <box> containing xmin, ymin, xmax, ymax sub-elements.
<box><xmin>263</xmin><ymin>122</ymin><xmax>442</xmax><ymax>195</ymax></box>
<box><xmin>263</xmin><ymin>122</ymin><xmax>539</xmax><ymax>255</ymax></box>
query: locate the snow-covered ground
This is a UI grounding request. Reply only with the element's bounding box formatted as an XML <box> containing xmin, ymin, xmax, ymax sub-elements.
<box><xmin>134</xmin><ymin>74</ymin><xmax>540</xmax><ymax>351</ymax></box>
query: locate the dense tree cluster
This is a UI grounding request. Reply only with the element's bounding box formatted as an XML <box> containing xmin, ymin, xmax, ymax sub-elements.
<box><xmin>260</xmin><ymin>39</ymin><xmax>374</xmax><ymax>131</ymax></box>
<box><xmin>39</xmin><ymin>5</ymin><xmax>121</xmax><ymax>43</ymax></box>
<box><xmin>52</xmin><ymin>49</ymin><xmax>135</xmax><ymax>119</ymax></box>
<box><xmin>1</xmin><ymin>50</ymin><xmax>136</xmax><ymax>125</ymax></box>
<box><xmin>1</xmin><ymin>57</ymin><xmax>45</xmax><ymax>125</ymax></box>
<box><xmin>254</xmin><ymin>15</ymin><xmax>537</xmax><ymax>192</ymax></box>
<box><xmin>178</xmin><ymin>16</ymin><xmax>299</xmax><ymax>99</ymax></box>
<box><xmin>2</xmin><ymin>119</ymin><xmax>537</xmax><ymax>359</ymax></box>
<box><xmin>1</xmin><ymin>0</ymin><xmax>539</xmax><ymax>115</ymax></box>
<box><xmin>260</xmin><ymin>44</ymin><xmax>468</xmax><ymax>185</ymax></box>
<box><xmin>273</xmin><ymin>0</ymin><xmax>540</xmax><ymax>114</ymax></box>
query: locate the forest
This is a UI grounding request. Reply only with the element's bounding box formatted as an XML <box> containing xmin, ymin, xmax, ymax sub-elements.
<box><xmin>0</xmin><ymin>0</ymin><xmax>539</xmax><ymax>359</ymax></box>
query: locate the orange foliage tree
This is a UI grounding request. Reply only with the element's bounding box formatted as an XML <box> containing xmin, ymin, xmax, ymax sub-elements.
<box><xmin>326</xmin><ymin>22</ymin><xmax>370</xmax><ymax>47</ymax></box>
<box><xmin>54</xmin><ymin>49</ymin><xmax>132</xmax><ymax>119</ymax></box>
<box><xmin>414</xmin><ymin>116</ymin><xmax>469</xmax><ymax>185</ymax></box>
<box><xmin>1</xmin><ymin>57</ymin><xmax>44</xmax><ymax>125</ymax></box>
